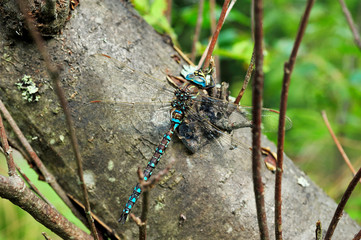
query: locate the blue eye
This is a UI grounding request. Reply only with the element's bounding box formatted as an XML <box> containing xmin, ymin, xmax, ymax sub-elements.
<box><xmin>185</xmin><ymin>74</ymin><xmax>194</xmax><ymax>80</ymax></box>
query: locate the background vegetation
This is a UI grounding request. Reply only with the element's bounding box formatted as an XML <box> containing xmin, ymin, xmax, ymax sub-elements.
<box><xmin>1</xmin><ymin>0</ymin><xmax>360</xmax><ymax>239</ymax></box>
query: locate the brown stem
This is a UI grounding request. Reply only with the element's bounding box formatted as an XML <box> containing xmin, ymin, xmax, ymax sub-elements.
<box><xmin>234</xmin><ymin>48</ymin><xmax>255</xmax><ymax>104</ymax></box>
<box><xmin>16</xmin><ymin>1</ymin><xmax>98</xmax><ymax>238</ymax></box>
<box><xmin>139</xmin><ymin>189</ymin><xmax>148</xmax><ymax>240</ymax></box>
<box><xmin>353</xmin><ymin>229</ymin><xmax>361</xmax><ymax>240</ymax></box>
<box><xmin>324</xmin><ymin>166</ymin><xmax>361</xmax><ymax>239</ymax></box>
<box><xmin>251</xmin><ymin>0</ymin><xmax>255</xmax><ymax>40</ymax></box>
<box><xmin>165</xmin><ymin>0</ymin><xmax>172</xmax><ymax>24</ymax></box>
<box><xmin>202</xmin><ymin>0</ymin><xmax>230</xmax><ymax>70</ymax></box>
<box><xmin>252</xmin><ymin>0</ymin><xmax>269</xmax><ymax>239</ymax></box>
<box><xmin>209</xmin><ymin>0</ymin><xmax>221</xmax><ymax>82</ymax></box>
<box><xmin>338</xmin><ymin>0</ymin><xmax>361</xmax><ymax>50</ymax></box>
<box><xmin>42</xmin><ymin>232</ymin><xmax>52</xmax><ymax>240</ymax></box>
<box><xmin>190</xmin><ymin>0</ymin><xmax>205</xmax><ymax>62</ymax></box>
<box><xmin>15</xmin><ymin>163</ymin><xmax>53</xmax><ymax>206</ymax></box>
<box><xmin>275</xmin><ymin>1</ymin><xmax>315</xmax><ymax>239</ymax></box>
<box><xmin>0</xmin><ymin>174</ymin><xmax>92</xmax><ymax>240</ymax></box>
<box><xmin>0</xmin><ymin>100</ymin><xmax>85</xmax><ymax>223</ymax></box>
<box><xmin>198</xmin><ymin>0</ymin><xmax>236</xmax><ymax>69</ymax></box>
<box><xmin>135</xmin><ymin>162</ymin><xmax>173</xmax><ymax>239</ymax></box>
<box><xmin>0</xmin><ymin>113</ymin><xmax>16</xmax><ymax>176</ymax></box>
<box><xmin>321</xmin><ymin>111</ymin><xmax>358</xmax><ymax>179</ymax></box>
<box><xmin>315</xmin><ymin>220</ymin><xmax>322</xmax><ymax>240</ymax></box>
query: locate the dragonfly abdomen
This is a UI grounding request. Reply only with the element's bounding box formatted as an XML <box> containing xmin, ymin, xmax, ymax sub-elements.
<box><xmin>119</xmin><ymin>107</ymin><xmax>185</xmax><ymax>224</ymax></box>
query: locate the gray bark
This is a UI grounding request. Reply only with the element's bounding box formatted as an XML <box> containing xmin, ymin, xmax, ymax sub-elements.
<box><xmin>0</xmin><ymin>0</ymin><xmax>359</xmax><ymax>239</ymax></box>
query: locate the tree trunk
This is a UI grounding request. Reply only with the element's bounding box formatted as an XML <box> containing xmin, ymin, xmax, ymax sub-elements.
<box><xmin>0</xmin><ymin>0</ymin><xmax>359</xmax><ymax>239</ymax></box>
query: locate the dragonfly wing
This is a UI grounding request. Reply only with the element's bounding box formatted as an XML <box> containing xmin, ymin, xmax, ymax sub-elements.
<box><xmin>177</xmin><ymin>95</ymin><xmax>253</xmax><ymax>153</ymax></box>
<box><xmin>241</xmin><ymin>106</ymin><xmax>293</xmax><ymax>132</ymax></box>
<box><xmin>89</xmin><ymin>54</ymin><xmax>176</xmax><ymax>103</ymax></box>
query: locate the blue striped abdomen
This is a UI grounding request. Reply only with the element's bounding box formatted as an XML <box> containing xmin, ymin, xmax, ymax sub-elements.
<box><xmin>118</xmin><ymin>108</ymin><xmax>184</xmax><ymax>223</ymax></box>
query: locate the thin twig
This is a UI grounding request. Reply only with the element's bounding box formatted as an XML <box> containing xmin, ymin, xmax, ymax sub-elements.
<box><xmin>173</xmin><ymin>45</ymin><xmax>195</xmax><ymax>66</ymax></box>
<box><xmin>234</xmin><ymin>48</ymin><xmax>255</xmax><ymax>104</ymax></box>
<box><xmin>315</xmin><ymin>221</ymin><xmax>322</xmax><ymax>240</ymax></box>
<box><xmin>0</xmin><ymin>100</ymin><xmax>85</xmax><ymax>222</ymax></box>
<box><xmin>321</xmin><ymin>111</ymin><xmax>358</xmax><ymax>180</ymax></box>
<box><xmin>134</xmin><ymin>162</ymin><xmax>173</xmax><ymax>239</ymax></box>
<box><xmin>275</xmin><ymin>1</ymin><xmax>315</xmax><ymax>239</ymax></box>
<box><xmin>209</xmin><ymin>0</ymin><xmax>221</xmax><ymax>82</ymax></box>
<box><xmin>338</xmin><ymin>0</ymin><xmax>361</xmax><ymax>50</ymax></box>
<box><xmin>202</xmin><ymin>0</ymin><xmax>231</xmax><ymax>70</ymax></box>
<box><xmin>42</xmin><ymin>232</ymin><xmax>52</xmax><ymax>240</ymax></box>
<box><xmin>190</xmin><ymin>0</ymin><xmax>204</xmax><ymax>62</ymax></box>
<box><xmin>324</xmin><ymin>166</ymin><xmax>361</xmax><ymax>239</ymax></box>
<box><xmin>16</xmin><ymin>1</ymin><xmax>98</xmax><ymax>239</ymax></box>
<box><xmin>15</xmin><ymin>163</ymin><xmax>53</xmax><ymax>206</ymax></box>
<box><xmin>251</xmin><ymin>0</ymin><xmax>255</xmax><ymax>40</ymax></box>
<box><xmin>165</xmin><ymin>0</ymin><xmax>172</xmax><ymax>24</ymax></box>
<box><xmin>7</xmin><ymin>138</ymin><xmax>32</xmax><ymax>168</ymax></box>
<box><xmin>0</xmin><ymin>174</ymin><xmax>92</xmax><ymax>240</ymax></box>
<box><xmin>139</xmin><ymin>187</ymin><xmax>148</xmax><ymax>240</ymax></box>
<box><xmin>252</xmin><ymin>0</ymin><xmax>269</xmax><ymax>239</ymax></box>
<box><xmin>197</xmin><ymin>0</ymin><xmax>237</xmax><ymax>69</ymax></box>
<box><xmin>353</xmin><ymin>229</ymin><xmax>361</xmax><ymax>240</ymax></box>
<box><xmin>0</xmin><ymin>113</ymin><xmax>16</xmax><ymax>176</ymax></box>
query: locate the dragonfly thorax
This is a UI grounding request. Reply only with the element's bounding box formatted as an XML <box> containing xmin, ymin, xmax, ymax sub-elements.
<box><xmin>171</xmin><ymin>89</ymin><xmax>192</xmax><ymax>112</ymax></box>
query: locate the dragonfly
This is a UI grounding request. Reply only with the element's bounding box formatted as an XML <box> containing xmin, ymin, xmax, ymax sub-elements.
<box><xmin>85</xmin><ymin>54</ymin><xmax>292</xmax><ymax>224</ymax></box>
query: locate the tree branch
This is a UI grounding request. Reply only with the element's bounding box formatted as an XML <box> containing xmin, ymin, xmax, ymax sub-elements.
<box><xmin>252</xmin><ymin>0</ymin><xmax>269</xmax><ymax>238</ymax></box>
<box><xmin>0</xmin><ymin>174</ymin><xmax>92</xmax><ymax>240</ymax></box>
<box><xmin>275</xmin><ymin>0</ymin><xmax>315</xmax><ymax>239</ymax></box>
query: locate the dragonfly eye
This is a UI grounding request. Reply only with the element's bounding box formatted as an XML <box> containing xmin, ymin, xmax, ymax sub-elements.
<box><xmin>186</xmin><ymin>73</ymin><xmax>207</xmax><ymax>88</ymax></box>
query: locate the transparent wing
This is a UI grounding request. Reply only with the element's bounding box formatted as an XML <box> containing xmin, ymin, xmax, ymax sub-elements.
<box><xmin>91</xmin><ymin>54</ymin><xmax>176</xmax><ymax>101</ymax></box>
<box><xmin>190</xmin><ymin>95</ymin><xmax>292</xmax><ymax>132</ymax></box>
<box><xmin>177</xmin><ymin>94</ymin><xmax>292</xmax><ymax>153</ymax></box>
<box><xmin>73</xmin><ymin>100</ymin><xmax>173</xmax><ymax>140</ymax></box>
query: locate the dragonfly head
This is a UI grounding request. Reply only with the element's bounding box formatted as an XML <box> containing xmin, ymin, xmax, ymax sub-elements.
<box><xmin>184</xmin><ymin>69</ymin><xmax>215</xmax><ymax>89</ymax></box>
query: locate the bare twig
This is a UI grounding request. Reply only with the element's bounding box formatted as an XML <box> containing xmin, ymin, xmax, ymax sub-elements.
<box><xmin>190</xmin><ymin>0</ymin><xmax>204</xmax><ymax>62</ymax></box>
<box><xmin>0</xmin><ymin>113</ymin><xmax>16</xmax><ymax>176</ymax></box>
<box><xmin>15</xmin><ymin>163</ymin><xmax>53</xmax><ymax>206</ymax></box>
<box><xmin>252</xmin><ymin>0</ymin><xmax>269</xmax><ymax>239</ymax></box>
<box><xmin>42</xmin><ymin>232</ymin><xmax>52</xmax><ymax>240</ymax></box>
<box><xmin>139</xmin><ymin>186</ymin><xmax>149</xmax><ymax>240</ymax></box>
<box><xmin>353</xmin><ymin>229</ymin><xmax>361</xmax><ymax>240</ymax></box>
<box><xmin>251</xmin><ymin>0</ymin><xmax>255</xmax><ymax>40</ymax></box>
<box><xmin>165</xmin><ymin>0</ymin><xmax>172</xmax><ymax>24</ymax></box>
<box><xmin>173</xmin><ymin>45</ymin><xmax>195</xmax><ymax>66</ymax></box>
<box><xmin>275</xmin><ymin>1</ymin><xmax>315</xmax><ymax>239</ymax></box>
<box><xmin>338</xmin><ymin>0</ymin><xmax>361</xmax><ymax>50</ymax></box>
<box><xmin>134</xmin><ymin>162</ymin><xmax>173</xmax><ymax>239</ymax></box>
<box><xmin>324</xmin><ymin>166</ymin><xmax>361</xmax><ymax>239</ymax></box>
<box><xmin>234</xmin><ymin>48</ymin><xmax>255</xmax><ymax>104</ymax></box>
<box><xmin>16</xmin><ymin>1</ymin><xmax>98</xmax><ymax>238</ymax></box>
<box><xmin>209</xmin><ymin>0</ymin><xmax>221</xmax><ymax>81</ymax></box>
<box><xmin>0</xmin><ymin>100</ymin><xmax>85</xmax><ymax>222</ymax></box>
<box><xmin>198</xmin><ymin>0</ymin><xmax>237</xmax><ymax>69</ymax></box>
<box><xmin>202</xmin><ymin>0</ymin><xmax>231</xmax><ymax>70</ymax></box>
<box><xmin>315</xmin><ymin>220</ymin><xmax>322</xmax><ymax>240</ymax></box>
<box><xmin>321</xmin><ymin>111</ymin><xmax>358</xmax><ymax>180</ymax></box>
<box><xmin>0</xmin><ymin>174</ymin><xmax>92</xmax><ymax>240</ymax></box>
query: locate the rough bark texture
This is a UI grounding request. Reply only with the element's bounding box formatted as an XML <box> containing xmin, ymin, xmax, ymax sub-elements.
<box><xmin>0</xmin><ymin>175</ymin><xmax>92</xmax><ymax>240</ymax></box>
<box><xmin>0</xmin><ymin>0</ymin><xmax>359</xmax><ymax>239</ymax></box>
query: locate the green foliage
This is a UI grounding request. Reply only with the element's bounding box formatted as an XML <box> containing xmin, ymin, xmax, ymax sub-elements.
<box><xmin>132</xmin><ymin>0</ymin><xmax>178</xmax><ymax>41</ymax></box>
<box><xmin>134</xmin><ymin>0</ymin><xmax>361</xmax><ymax>224</ymax></box>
